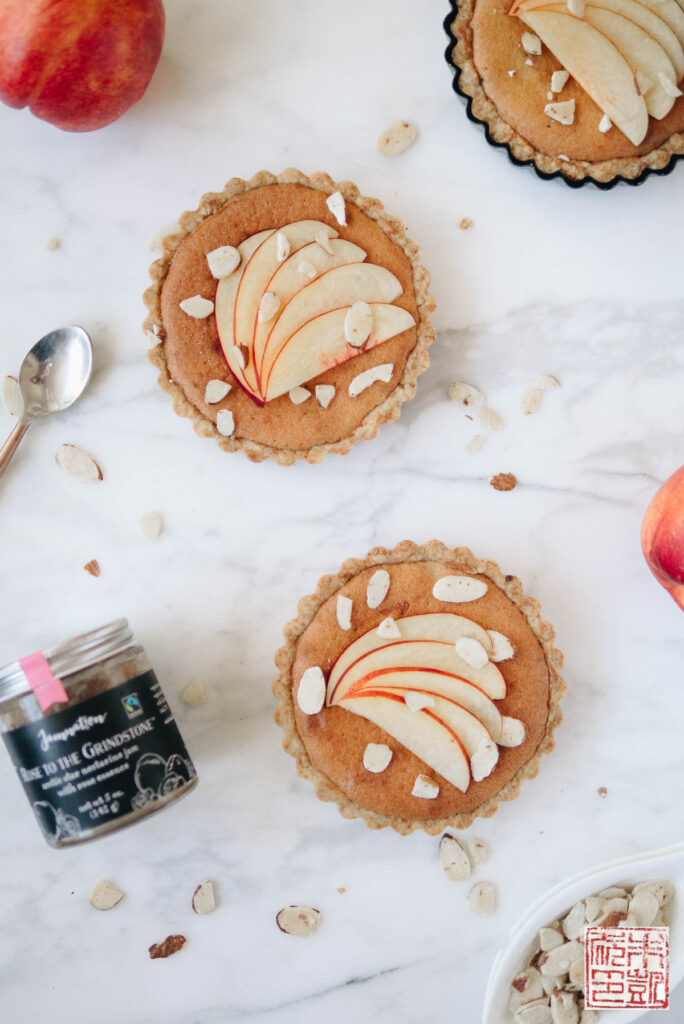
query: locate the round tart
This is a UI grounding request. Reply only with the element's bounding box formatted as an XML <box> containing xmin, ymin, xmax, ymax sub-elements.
<box><xmin>445</xmin><ymin>0</ymin><xmax>684</xmax><ymax>187</ymax></box>
<box><xmin>144</xmin><ymin>169</ymin><xmax>435</xmax><ymax>465</ymax></box>
<box><xmin>273</xmin><ymin>540</ymin><xmax>566</xmax><ymax>835</ymax></box>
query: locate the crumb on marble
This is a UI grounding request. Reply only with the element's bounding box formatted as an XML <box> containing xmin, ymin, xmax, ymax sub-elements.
<box><xmin>597</xmin><ymin>786</ymin><xmax>608</xmax><ymax>798</ymax></box>
<box><xmin>149</xmin><ymin>934</ymin><xmax>187</xmax><ymax>959</ymax></box>
<box><xmin>491</xmin><ymin>473</ymin><xmax>518</xmax><ymax>492</ymax></box>
<box><xmin>46</xmin><ymin>237</ymin><xmax>61</xmax><ymax>251</ymax></box>
<box><xmin>83</xmin><ymin>559</ymin><xmax>101</xmax><ymax>578</ymax></box>
<box><xmin>459</xmin><ymin>218</ymin><xmax>473</xmax><ymax>231</ymax></box>
<box><xmin>337</xmin><ymin>887</ymin><xmax>346</xmax><ymax>894</ymax></box>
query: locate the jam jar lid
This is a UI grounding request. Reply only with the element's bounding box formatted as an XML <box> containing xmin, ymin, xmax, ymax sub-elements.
<box><xmin>0</xmin><ymin>619</ymin><xmax>135</xmax><ymax>706</ymax></box>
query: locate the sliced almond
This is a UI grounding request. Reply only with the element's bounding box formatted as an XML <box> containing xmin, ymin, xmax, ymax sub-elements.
<box><xmin>466</xmin><ymin>837</ymin><xmax>490</xmax><ymax>866</ymax></box>
<box><xmin>536</xmin><ymin>374</ymin><xmax>560</xmax><ymax>390</ymax></box>
<box><xmin>584</xmin><ymin>896</ymin><xmax>603</xmax><ymax>922</ymax></box>
<box><xmin>363</xmin><ymin>742</ymin><xmax>392</xmax><ymax>773</ymax></box>
<box><xmin>206</xmin><ymin>245</ymin><xmax>241</xmax><ymax>279</ymax></box>
<box><xmin>447</xmin><ymin>381</ymin><xmax>484</xmax><ymax>408</ymax></box>
<box><xmin>550</xmin><ymin>990</ymin><xmax>579</xmax><ymax>1024</ymax></box>
<box><xmin>216</xmin><ymin>409</ymin><xmax>235</xmax><ymax>437</ymax></box>
<box><xmin>315</xmin><ymin>384</ymin><xmax>335</xmax><ymax>409</ymax></box>
<box><xmin>257</xmin><ymin>291</ymin><xmax>280</xmax><ymax>324</ymax></box>
<box><xmin>348</xmin><ymin>363</ymin><xmax>393</xmax><ymax>397</ymax></box>
<box><xmin>455</xmin><ymin>636</ymin><xmax>489</xmax><ymax>669</ymax></box>
<box><xmin>366</xmin><ymin>569</ymin><xmax>390</xmax><ymax>609</ymax></box>
<box><xmin>376</xmin><ymin>616</ymin><xmax>400</xmax><ymax>640</ymax></box>
<box><xmin>551</xmin><ymin>70</ymin><xmax>569</xmax><ymax>93</ymax></box>
<box><xmin>412</xmin><ymin>774</ymin><xmax>439</xmax><ymax>799</ymax></box>
<box><xmin>465</xmin><ymin>434</ymin><xmax>486</xmax><ymax>455</ymax></box>
<box><xmin>315</xmin><ymin>229</ymin><xmax>334</xmax><ymax>255</ymax></box>
<box><xmin>232</xmin><ymin>345</ymin><xmax>246</xmax><ymax>369</ymax></box>
<box><xmin>598</xmin><ymin>114</ymin><xmax>612</xmax><ymax>134</ymax></box>
<box><xmin>659</xmin><ymin>72</ymin><xmax>683</xmax><ymax>98</ymax></box>
<box><xmin>344</xmin><ymin>301</ymin><xmax>373</xmax><ymax>347</ymax></box>
<box><xmin>149</xmin><ymin>934</ymin><xmax>187</xmax><ymax>959</ymax></box>
<box><xmin>508</xmin><ymin>966</ymin><xmax>544</xmax><ymax>1011</ymax></box>
<box><xmin>83</xmin><ymin>559</ymin><xmax>101</xmax><ymax>578</ymax></box>
<box><xmin>539</xmin><ymin>927</ymin><xmax>564</xmax><ymax>952</ymax></box>
<box><xmin>404</xmin><ymin>691</ymin><xmax>435</xmax><ymax>713</ymax></box>
<box><xmin>459</xmin><ymin>217</ymin><xmax>473</xmax><ymax>231</ymax></box>
<box><xmin>432</xmin><ymin>575</ymin><xmax>487</xmax><ymax>603</ymax></box>
<box><xmin>499</xmin><ymin>717</ymin><xmax>526</xmax><ymax>748</ymax></box>
<box><xmin>522</xmin><ymin>32</ymin><xmax>542</xmax><ymax>55</ymax></box>
<box><xmin>488</xmin><ymin>630</ymin><xmax>516</xmax><ymax>662</ymax></box>
<box><xmin>90</xmin><ymin>880</ymin><xmax>124</xmax><ymax>911</ymax></box>
<box><xmin>56</xmin><ymin>444</ymin><xmax>103</xmax><ymax>482</ymax></box>
<box><xmin>540</xmin><ymin>939</ymin><xmax>583</xmax><ymax>976</ymax></box>
<box><xmin>515</xmin><ymin>1005</ymin><xmax>552</xmax><ymax>1024</ymax></box>
<box><xmin>376</xmin><ymin>120</ymin><xmax>417</xmax><ymax>157</ymax></box>
<box><xmin>598</xmin><ymin>886</ymin><xmax>627</xmax><ymax>899</ymax></box>
<box><xmin>204</xmin><ymin>379</ymin><xmax>231</xmax><ymax>404</ymax></box>
<box><xmin>192</xmin><ymin>880</ymin><xmax>216</xmax><ymax>915</ymax></box>
<box><xmin>276</xmin><ymin>231</ymin><xmax>291</xmax><ymax>262</ymax></box>
<box><xmin>336</xmin><ymin>594</ymin><xmax>353</xmax><ymax>630</ymax></box>
<box><xmin>179</xmin><ymin>295</ymin><xmax>214</xmax><ymax>319</ymax></box>
<box><xmin>439</xmin><ymin>834</ymin><xmax>472</xmax><ymax>882</ymax></box>
<box><xmin>2</xmin><ymin>375</ymin><xmax>23</xmax><ymax>417</ymax></box>
<box><xmin>276</xmin><ymin>905</ymin><xmax>321</xmax><ymax>937</ymax></box>
<box><xmin>568</xmin><ymin>958</ymin><xmax>584</xmax><ymax>990</ymax></box>
<box><xmin>632</xmin><ymin>879</ymin><xmax>674</xmax><ymax>907</ymax></box>
<box><xmin>296</xmin><ymin>666</ymin><xmax>326</xmax><ymax>715</ymax></box>
<box><xmin>567</xmin><ymin>0</ymin><xmax>585</xmax><ymax>15</ymax></box>
<box><xmin>471</xmin><ymin>741</ymin><xmax>498</xmax><ymax>782</ymax></box>
<box><xmin>140</xmin><ymin>510</ymin><xmax>164</xmax><ymax>541</ymax></box>
<box><xmin>182</xmin><ymin>677</ymin><xmax>207</xmax><ymax>707</ymax></box>
<box><xmin>562</xmin><ymin>902</ymin><xmax>586</xmax><ymax>940</ymax></box>
<box><xmin>544</xmin><ymin>100</ymin><xmax>576</xmax><ymax>126</ymax></box>
<box><xmin>298</xmin><ymin>259</ymin><xmax>317</xmax><ymax>279</ymax></box>
<box><xmin>46</xmin><ymin>236</ymin><xmax>61</xmax><ymax>251</ymax></box>
<box><xmin>521</xmin><ymin>387</ymin><xmax>542</xmax><ymax>415</ymax></box>
<box><xmin>478</xmin><ymin>406</ymin><xmax>503</xmax><ymax>431</ymax></box>
<box><xmin>636</xmin><ymin>70</ymin><xmax>654</xmax><ymax>96</ymax></box>
<box><xmin>289</xmin><ymin>386</ymin><xmax>311</xmax><ymax>405</ymax></box>
<box><xmin>467</xmin><ymin>880</ymin><xmax>496</xmax><ymax>916</ymax></box>
<box><xmin>326</xmin><ymin>191</ymin><xmax>347</xmax><ymax>226</ymax></box>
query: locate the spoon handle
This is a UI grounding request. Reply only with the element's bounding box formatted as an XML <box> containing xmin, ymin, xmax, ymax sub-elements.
<box><xmin>0</xmin><ymin>419</ymin><xmax>31</xmax><ymax>480</ymax></box>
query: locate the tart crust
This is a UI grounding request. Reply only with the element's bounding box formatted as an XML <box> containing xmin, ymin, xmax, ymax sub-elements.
<box><xmin>143</xmin><ymin>170</ymin><xmax>435</xmax><ymax>465</ymax></box>
<box><xmin>445</xmin><ymin>0</ymin><xmax>684</xmax><ymax>186</ymax></box>
<box><xmin>273</xmin><ymin>540</ymin><xmax>566</xmax><ymax>836</ymax></box>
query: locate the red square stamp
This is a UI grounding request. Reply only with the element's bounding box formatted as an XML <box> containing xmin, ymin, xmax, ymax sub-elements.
<box><xmin>585</xmin><ymin>926</ymin><xmax>669</xmax><ymax>1010</ymax></box>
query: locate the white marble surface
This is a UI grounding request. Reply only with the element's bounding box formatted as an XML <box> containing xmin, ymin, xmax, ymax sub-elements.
<box><xmin>0</xmin><ymin>0</ymin><xmax>683</xmax><ymax>1021</ymax></box>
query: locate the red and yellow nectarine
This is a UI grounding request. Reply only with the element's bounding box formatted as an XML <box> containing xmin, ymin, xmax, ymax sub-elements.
<box><xmin>642</xmin><ymin>465</ymin><xmax>684</xmax><ymax>611</ymax></box>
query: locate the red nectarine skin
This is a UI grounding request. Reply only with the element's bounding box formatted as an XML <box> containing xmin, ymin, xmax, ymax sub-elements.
<box><xmin>642</xmin><ymin>465</ymin><xmax>684</xmax><ymax>610</ymax></box>
<box><xmin>0</xmin><ymin>0</ymin><xmax>165</xmax><ymax>132</ymax></box>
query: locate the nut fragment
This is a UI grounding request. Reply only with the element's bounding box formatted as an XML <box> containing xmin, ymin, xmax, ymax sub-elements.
<box><xmin>216</xmin><ymin>409</ymin><xmax>235</xmax><ymax>437</ymax></box>
<box><xmin>90</xmin><ymin>880</ymin><xmax>124</xmax><ymax>911</ymax></box>
<box><xmin>2</xmin><ymin>375</ymin><xmax>23</xmax><ymax>417</ymax></box>
<box><xmin>412</xmin><ymin>774</ymin><xmax>439</xmax><ymax>799</ymax></box>
<box><xmin>544</xmin><ymin>100</ymin><xmax>576</xmax><ymax>126</ymax></box>
<box><xmin>499</xmin><ymin>717</ymin><xmax>526</xmax><ymax>748</ymax></box>
<box><xmin>465</xmin><ymin>434</ymin><xmax>486</xmax><ymax>455</ymax></box>
<box><xmin>551</xmin><ymin>70</ymin><xmax>570</xmax><ymax>93</ymax></box>
<box><xmin>536</xmin><ymin>374</ymin><xmax>560</xmax><ymax>390</ymax></box>
<box><xmin>597</xmin><ymin>786</ymin><xmax>607</xmax><ymax>798</ymax></box>
<box><xmin>516</xmin><ymin>1005</ymin><xmax>552</xmax><ymax>1024</ymax></box>
<box><xmin>539</xmin><ymin>926</ymin><xmax>564</xmax><ymax>952</ymax></box>
<box><xmin>348</xmin><ymin>363</ymin><xmax>393</xmax><ymax>397</ymax></box>
<box><xmin>521</xmin><ymin>387</ymin><xmax>542</xmax><ymax>415</ymax></box>
<box><xmin>491</xmin><ymin>472</ymin><xmax>518</xmax><ymax>492</ymax></box>
<box><xmin>432</xmin><ymin>575</ymin><xmax>487</xmax><ymax>603</ymax></box>
<box><xmin>182</xmin><ymin>677</ymin><xmax>207</xmax><ymax>707</ymax></box>
<box><xmin>598</xmin><ymin>114</ymin><xmax>612</xmax><ymax>134</ymax></box>
<box><xmin>179</xmin><ymin>295</ymin><xmax>214</xmax><ymax>319</ymax></box>
<box><xmin>376</xmin><ymin>120</ymin><xmax>417</xmax><ymax>157</ymax></box>
<box><xmin>344</xmin><ymin>301</ymin><xmax>373</xmax><ymax>347</ymax></box>
<box><xmin>257</xmin><ymin>291</ymin><xmax>280</xmax><ymax>323</ymax></box>
<box><xmin>56</xmin><ymin>444</ymin><xmax>103</xmax><ymax>482</ymax></box>
<box><xmin>376</xmin><ymin>616</ymin><xmax>401</xmax><ymax>640</ymax></box>
<box><xmin>366</xmin><ymin>569</ymin><xmax>390</xmax><ymax>609</ymax></box>
<box><xmin>439</xmin><ymin>834</ymin><xmax>472</xmax><ymax>882</ymax></box>
<box><xmin>467</xmin><ymin>881</ymin><xmax>496</xmax><ymax>916</ymax></box>
<box><xmin>276</xmin><ymin>905</ymin><xmax>321</xmax><ymax>937</ymax></box>
<box><xmin>478</xmin><ymin>406</ymin><xmax>503</xmax><ymax>431</ymax></box>
<box><xmin>276</xmin><ymin>231</ymin><xmax>291</xmax><ymax>262</ymax></box>
<box><xmin>204</xmin><ymin>379</ymin><xmax>231</xmax><ymax>404</ymax></box>
<box><xmin>550</xmin><ymin>990</ymin><xmax>579</xmax><ymax>1024</ymax></box>
<box><xmin>632</xmin><ymin>879</ymin><xmax>674</xmax><ymax>907</ymax></box>
<box><xmin>140</xmin><ymin>510</ymin><xmax>164</xmax><ymax>541</ymax></box>
<box><xmin>541</xmin><ymin>939</ymin><xmax>583</xmax><ymax>976</ymax></box>
<box><xmin>46</xmin><ymin>236</ymin><xmax>61</xmax><ymax>251</ymax></box>
<box><xmin>363</xmin><ymin>742</ymin><xmax>392</xmax><ymax>773</ymax></box>
<box><xmin>326</xmin><ymin>190</ymin><xmax>347</xmax><ymax>226</ymax></box>
<box><xmin>149</xmin><ymin>934</ymin><xmax>187</xmax><ymax>959</ymax></box>
<box><xmin>562</xmin><ymin>902</ymin><xmax>586</xmax><ymax>940</ymax></box>
<box><xmin>298</xmin><ymin>259</ymin><xmax>317</xmax><ymax>279</ymax></box>
<box><xmin>522</xmin><ymin>32</ymin><xmax>542</xmax><ymax>55</ymax></box>
<box><xmin>459</xmin><ymin>217</ymin><xmax>473</xmax><ymax>231</ymax></box>
<box><xmin>315</xmin><ymin>384</ymin><xmax>335</xmax><ymax>409</ymax></box>
<box><xmin>567</xmin><ymin>0</ymin><xmax>586</xmax><ymax>13</ymax></box>
<box><xmin>206</xmin><ymin>245</ymin><xmax>241</xmax><ymax>279</ymax></box>
<box><xmin>289</xmin><ymin>386</ymin><xmax>311</xmax><ymax>405</ymax></box>
<box><xmin>488</xmin><ymin>630</ymin><xmax>516</xmax><ymax>662</ymax></box>
<box><xmin>448</xmin><ymin>381</ymin><xmax>484</xmax><ymax>408</ymax></box>
<box><xmin>508</xmin><ymin>966</ymin><xmax>544</xmax><ymax>1011</ymax></box>
<box><xmin>471</xmin><ymin>741</ymin><xmax>499</xmax><ymax>781</ymax></box>
<box><xmin>297</xmin><ymin>666</ymin><xmax>326</xmax><ymax>715</ymax></box>
<box><xmin>404</xmin><ymin>691</ymin><xmax>435</xmax><ymax>712</ymax></box>
<box><xmin>192</xmin><ymin>880</ymin><xmax>216</xmax><ymax>915</ymax></box>
<box><xmin>83</xmin><ymin>559</ymin><xmax>101</xmax><ymax>578</ymax></box>
<box><xmin>466</xmin><ymin>837</ymin><xmax>490</xmax><ymax>865</ymax></box>
<box><xmin>455</xmin><ymin>636</ymin><xmax>489</xmax><ymax>669</ymax></box>
<box><xmin>336</xmin><ymin>594</ymin><xmax>353</xmax><ymax>630</ymax></box>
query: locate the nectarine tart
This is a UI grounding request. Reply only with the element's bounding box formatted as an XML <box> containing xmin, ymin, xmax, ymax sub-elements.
<box><xmin>445</xmin><ymin>0</ymin><xmax>684</xmax><ymax>185</ymax></box>
<box><xmin>274</xmin><ymin>540</ymin><xmax>566</xmax><ymax>835</ymax></box>
<box><xmin>144</xmin><ymin>170</ymin><xmax>435</xmax><ymax>464</ymax></box>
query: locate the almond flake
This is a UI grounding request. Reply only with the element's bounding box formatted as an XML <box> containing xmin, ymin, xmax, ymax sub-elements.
<box><xmin>567</xmin><ymin>0</ymin><xmax>585</xmax><ymax>13</ymax></box>
<box><xmin>289</xmin><ymin>386</ymin><xmax>310</xmax><ymax>405</ymax></box>
<box><xmin>206</xmin><ymin>245</ymin><xmax>241</xmax><ymax>279</ymax></box>
<box><xmin>455</xmin><ymin>636</ymin><xmax>489</xmax><ymax>669</ymax></box>
<box><xmin>216</xmin><ymin>409</ymin><xmax>235</xmax><ymax>437</ymax></box>
<box><xmin>337</xmin><ymin>594</ymin><xmax>353</xmax><ymax>630</ymax></box>
<box><xmin>509</xmin><ymin>969</ymin><xmax>544</xmax><ymax>1011</ymax></box>
<box><xmin>315</xmin><ymin>229</ymin><xmax>334</xmax><ymax>255</ymax></box>
<box><xmin>149</xmin><ymin>934</ymin><xmax>187</xmax><ymax>959</ymax></box>
<box><xmin>258</xmin><ymin>291</ymin><xmax>280</xmax><ymax>323</ymax></box>
<box><xmin>544</xmin><ymin>99</ymin><xmax>575</xmax><ymax>126</ymax></box>
<box><xmin>2</xmin><ymin>375</ymin><xmax>23</xmax><ymax>418</ymax></box>
<box><xmin>90</xmin><ymin>880</ymin><xmax>124</xmax><ymax>911</ymax></box>
<box><xmin>467</xmin><ymin>881</ymin><xmax>496</xmax><ymax>916</ymax></box>
<box><xmin>466</xmin><ymin>837</ymin><xmax>490</xmax><ymax>865</ymax></box>
<box><xmin>46</xmin><ymin>236</ymin><xmax>61</xmax><ymax>251</ymax></box>
<box><xmin>487</xmin><ymin>630</ymin><xmax>516</xmax><ymax>662</ymax></box>
<box><xmin>376</xmin><ymin>616</ymin><xmax>401</xmax><ymax>640</ymax></box>
<box><xmin>297</xmin><ymin>666</ymin><xmax>326</xmax><ymax>715</ymax></box>
<box><xmin>348</xmin><ymin>363</ymin><xmax>393</xmax><ymax>397</ymax></box>
<box><xmin>515</xmin><ymin>1005</ymin><xmax>552</xmax><ymax>1024</ymax></box>
<box><xmin>56</xmin><ymin>444</ymin><xmax>103</xmax><ymax>482</ymax></box>
<box><xmin>629</xmin><ymin>890</ymin><xmax>659</xmax><ymax>926</ymax></box>
<box><xmin>659</xmin><ymin>72</ymin><xmax>683</xmax><ymax>98</ymax></box>
<box><xmin>539</xmin><ymin>926</ymin><xmax>564</xmax><ymax>952</ymax></box>
<box><xmin>478</xmin><ymin>406</ymin><xmax>502</xmax><ymax>431</ymax></box>
<box><xmin>599</xmin><ymin>114</ymin><xmax>613</xmax><ymax>133</ymax></box>
<box><xmin>404</xmin><ymin>691</ymin><xmax>434</xmax><ymax>713</ymax></box>
<box><xmin>140</xmin><ymin>510</ymin><xmax>164</xmax><ymax>541</ymax></box>
<box><xmin>536</xmin><ymin>374</ymin><xmax>560</xmax><ymax>390</ymax></box>
<box><xmin>471</xmin><ymin>741</ymin><xmax>498</xmax><ymax>781</ymax></box>
<box><xmin>366</xmin><ymin>569</ymin><xmax>390</xmax><ymax>608</ymax></box>
<box><xmin>83</xmin><ymin>559</ymin><xmax>101</xmax><ymax>578</ymax></box>
<box><xmin>326</xmin><ymin>191</ymin><xmax>347</xmax><ymax>226</ymax></box>
<box><xmin>508</xmin><ymin>70</ymin><xmax>516</xmax><ymax>77</ymax></box>
<box><xmin>376</xmin><ymin>120</ymin><xmax>417</xmax><ymax>157</ymax></box>
<box><xmin>459</xmin><ymin>217</ymin><xmax>473</xmax><ymax>231</ymax></box>
<box><xmin>232</xmin><ymin>345</ymin><xmax>246</xmax><ymax>369</ymax></box>
<box><xmin>412</xmin><ymin>774</ymin><xmax>439</xmax><ymax>799</ymax></box>
<box><xmin>192</xmin><ymin>880</ymin><xmax>216</xmax><ymax>915</ymax></box>
<box><xmin>551</xmin><ymin>70</ymin><xmax>569</xmax><ymax>93</ymax></box>
<box><xmin>179</xmin><ymin>295</ymin><xmax>214</xmax><ymax>319</ymax></box>
<box><xmin>363</xmin><ymin>742</ymin><xmax>392</xmax><ymax>773</ymax></box>
<box><xmin>344</xmin><ymin>301</ymin><xmax>373</xmax><ymax>347</ymax></box>
<box><xmin>465</xmin><ymin>434</ymin><xmax>486</xmax><ymax>455</ymax></box>
<box><xmin>550</xmin><ymin>991</ymin><xmax>579</xmax><ymax>1023</ymax></box>
<box><xmin>500</xmin><ymin>717</ymin><xmax>526</xmax><ymax>747</ymax></box>
<box><xmin>432</xmin><ymin>575</ymin><xmax>488</xmax><ymax>603</ymax></box>
<box><xmin>562</xmin><ymin>901</ymin><xmax>586</xmax><ymax>940</ymax></box>
<box><xmin>448</xmin><ymin>381</ymin><xmax>484</xmax><ymax>408</ymax></box>
<box><xmin>636</xmin><ymin>70</ymin><xmax>653</xmax><ymax>95</ymax></box>
<box><xmin>540</xmin><ymin>939</ymin><xmax>583</xmax><ymax>976</ymax></box>
<box><xmin>298</xmin><ymin>259</ymin><xmax>317</xmax><ymax>279</ymax></box>
<box><xmin>276</xmin><ymin>905</ymin><xmax>321</xmax><ymax>937</ymax></box>
<box><xmin>558</xmin><ymin>154</ymin><xmax>570</xmax><ymax>162</ymax></box>
<box><xmin>182</xmin><ymin>677</ymin><xmax>207</xmax><ymax>707</ymax></box>
<box><xmin>521</xmin><ymin>387</ymin><xmax>541</xmax><ymax>415</ymax></box>
<box><xmin>315</xmin><ymin>384</ymin><xmax>335</xmax><ymax>409</ymax></box>
<box><xmin>276</xmin><ymin>231</ymin><xmax>291</xmax><ymax>262</ymax></box>
<box><xmin>203</xmin><ymin>380</ymin><xmax>230</xmax><ymax>405</ymax></box>
<box><xmin>439</xmin><ymin>834</ymin><xmax>472</xmax><ymax>881</ymax></box>
<box><xmin>522</xmin><ymin>32</ymin><xmax>542</xmax><ymax>55</ymax></box>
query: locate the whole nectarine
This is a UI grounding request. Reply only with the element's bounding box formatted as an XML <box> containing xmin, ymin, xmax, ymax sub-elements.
<box><xmin>642</xmin><ymin>465</ymin><xmax>684</xmax><ymax>611</ymax></box>
<box><xmin>0</xmin><ymin>0</ymin><xmax>165</xmax><ymax>132</ymax></box>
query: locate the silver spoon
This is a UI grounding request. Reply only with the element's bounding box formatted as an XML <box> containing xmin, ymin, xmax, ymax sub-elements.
<box><xmin>0</xmin><ymin>326</ymin><xmax>93</xmax><ymax>480</ymax></box>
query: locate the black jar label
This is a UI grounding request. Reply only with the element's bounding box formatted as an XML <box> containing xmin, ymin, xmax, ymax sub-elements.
<box><xmin>3</xmin><ymin>671</ymin><xmax>197</xmax><ymax>845</ymax></box>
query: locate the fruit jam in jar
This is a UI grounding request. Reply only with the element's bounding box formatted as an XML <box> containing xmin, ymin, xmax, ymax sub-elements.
<box><xmin>0</xmin><ymin>619</ymin><xmax>197</xmax><ymax>847</ymax></box>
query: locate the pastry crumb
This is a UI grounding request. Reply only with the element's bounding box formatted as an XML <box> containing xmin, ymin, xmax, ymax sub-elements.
<box><xmin>597</xmin><ymin>786</ymin><xmax>608</xmax><ymax>798</ymax></box>
<box><xmin>459</xmin><ymin>217</ymin><xmax>473</xmax><ymax>231</ymax></box>
<box><xmin>337</xmin><ymin>887</ymin><xmax>346</xmax><ymax>894</ymax></box>
<box><xmin>83</xmin><ymin>559</ymin><xmax>101</xmax><ymax>578</ymax></box>
<box><xmin>149</xmin><ymin>935</ymin><xmax>186</xmax><ymax>960</ymax></box>
<box><xmin>490</xmin><ymin>473</ymin><xmax>517</xmax><ymax>492</ymax></box>
<box><xmin>46</xmin><ymin>237</ymin><xmax>61</xmax><ymax>251</ymax></box>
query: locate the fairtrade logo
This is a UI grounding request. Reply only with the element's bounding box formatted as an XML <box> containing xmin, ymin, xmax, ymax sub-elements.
<box><xmin>122</xmin><ymin>693</ymin><xmax>142</xmax><ymax>719</ymax></box>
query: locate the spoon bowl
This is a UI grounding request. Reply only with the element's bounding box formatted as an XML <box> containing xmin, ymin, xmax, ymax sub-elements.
<box><xmin>18</xmin><ymin>326</ymin><xmax>93</xmax><ymax>419</ymax></box>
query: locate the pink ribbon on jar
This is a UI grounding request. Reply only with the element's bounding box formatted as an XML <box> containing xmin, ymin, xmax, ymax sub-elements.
<box><xmin>19</xmin><ymin>653</ymin><xmax>68</xmax><ymax>711</ymax></box>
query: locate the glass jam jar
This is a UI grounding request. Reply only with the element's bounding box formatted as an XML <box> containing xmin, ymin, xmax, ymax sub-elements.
<box><xmin>0</xmin><ymin>619</ymin><xmax>198</xmax><ymax>847</ymax></box>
